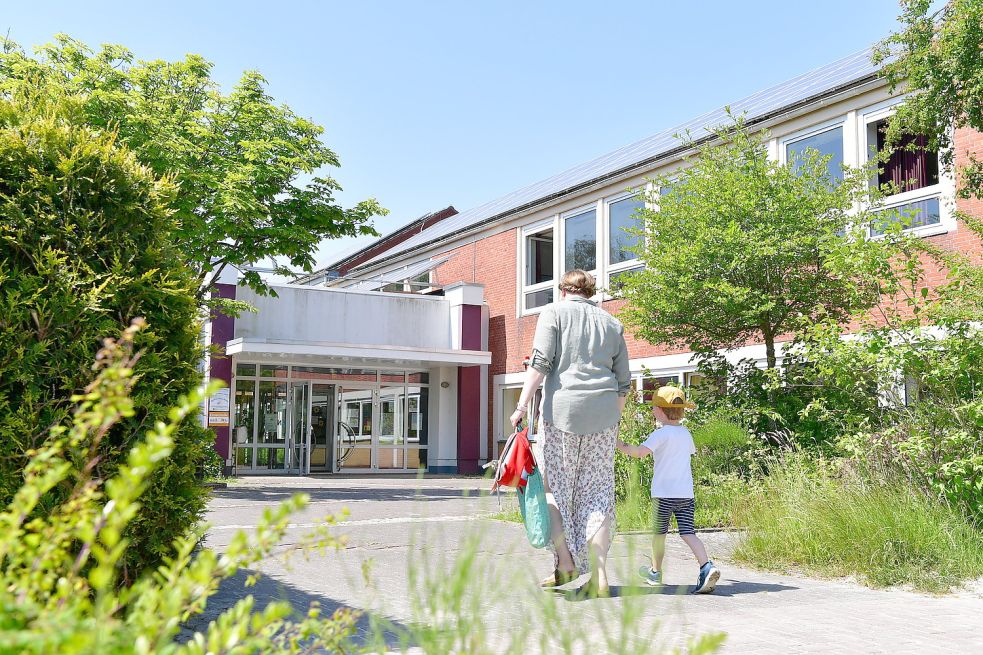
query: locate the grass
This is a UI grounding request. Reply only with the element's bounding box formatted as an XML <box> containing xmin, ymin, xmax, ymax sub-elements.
<box><xmin>732</xmin><ymin>456</ymin><xmax>983</xmax><ymax>593</ymax></box>
<box><xmin>615</xmin><ymin>477</ymin><xmax>748</xmax><ymax>532</ymax></box>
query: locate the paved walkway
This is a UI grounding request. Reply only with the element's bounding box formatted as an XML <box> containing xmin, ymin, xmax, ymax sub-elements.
<box><xmin>196</xmin><ymin>476</ymin><xmax>983</xmax><ymax>654</ymax></box>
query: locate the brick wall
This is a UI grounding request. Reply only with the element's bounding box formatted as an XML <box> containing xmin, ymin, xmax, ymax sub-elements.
<box><xmin>429</xmin><ymin>128</ymin><xmax>983</xmax><ymax>451</ymax></box>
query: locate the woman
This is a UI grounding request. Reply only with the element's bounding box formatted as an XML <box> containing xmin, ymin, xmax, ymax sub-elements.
<box><xmin>510</xmin><ymin>269</ymin><xmax>631</xmax><ymax>597</ymax></box>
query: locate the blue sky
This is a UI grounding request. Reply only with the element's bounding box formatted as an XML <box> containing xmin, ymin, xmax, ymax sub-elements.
<box><xmin>6</xmin><ymin>1</ymin><xmax>915</xmax><ymax>270</ymax></box>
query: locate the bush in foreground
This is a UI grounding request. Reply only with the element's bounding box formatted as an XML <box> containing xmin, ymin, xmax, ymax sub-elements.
<box><xmin>732</xmin><ymin>455</ymin><xmax>983</xmax><ymax>593</ymax></box>
<box><xmin>0</xmin><ymin>327</ymin><xmax>356</xmax><ymax>654</ymax></box>
<box><xmin>0</xmin><ymin>94</ymin><xmax>213</xmax><ymax>580</ymax></box>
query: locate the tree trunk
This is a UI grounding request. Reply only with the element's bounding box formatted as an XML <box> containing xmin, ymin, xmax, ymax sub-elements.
<box><xmin>764</xmin><ymin>331</ymin><xmax>777</xmax><ymax>370</ymax></box>
<box><xmin>762</xmin><ymin>325</ymin><xmax>779</xmax><ymax>432</ymax></box>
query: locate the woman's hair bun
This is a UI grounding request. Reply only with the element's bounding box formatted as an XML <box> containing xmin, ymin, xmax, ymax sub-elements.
<box><xmin>558</xmin><ymin>269</ymin><xmax>596</xmax><ymax>298</ymax></box>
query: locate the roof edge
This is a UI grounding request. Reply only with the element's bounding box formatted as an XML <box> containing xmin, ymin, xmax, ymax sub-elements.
<box><xmin>354</xmin><ymin>70</ymin><xmax>884</xmax><ymax>274</ymax></box>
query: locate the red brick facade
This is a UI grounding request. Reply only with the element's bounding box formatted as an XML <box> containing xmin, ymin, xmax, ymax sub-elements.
<box><xmin>423</xmin><ymin>128</ymin><xmax>983</xmax><ymax>454</ymax></box>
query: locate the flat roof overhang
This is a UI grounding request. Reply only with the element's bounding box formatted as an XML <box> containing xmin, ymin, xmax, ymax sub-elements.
<box><xmin>226</xmin><ymin>338</ymin><xmax>491</xmax><ymax>369</ymax></box>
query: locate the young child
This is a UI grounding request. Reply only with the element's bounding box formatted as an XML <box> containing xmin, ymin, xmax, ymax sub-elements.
<box><xmin>616</xmin><ymin>386</ymin><xmax>721</xmax><ymax>594</ymax></box>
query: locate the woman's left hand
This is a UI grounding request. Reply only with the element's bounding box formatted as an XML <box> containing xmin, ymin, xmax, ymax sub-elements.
<box><xmin>509</xmin><ymin>409</ymin><xmax>526</xmax><ymax>428</ymax></box>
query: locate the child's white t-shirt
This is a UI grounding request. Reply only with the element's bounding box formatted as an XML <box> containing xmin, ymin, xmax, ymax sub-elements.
<box><xmin>642</xmin><ymin>425</ymin><xmax>697</xmax><ymax>499</ymax></box>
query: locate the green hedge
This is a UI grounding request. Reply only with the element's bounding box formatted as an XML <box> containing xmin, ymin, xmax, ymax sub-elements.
<box><xmin>0</xmin><ymin>97</ymin><xmax>212</xmax><ymax>581</ymax></box>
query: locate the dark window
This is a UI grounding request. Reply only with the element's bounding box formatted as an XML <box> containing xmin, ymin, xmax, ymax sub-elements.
<box><xmin>565</xmin><ymin>209</ymin><xmax>596</xmax><ymax>271</ymax></box>
<box><xmin>870</xmin><ymin>198</ymin><xmax>941</xmax><ymax>236</ymax></box>
<box><xmin>526</xmin><ymin>229</ymin><xmax>553</xmax><ymax>285</ymax></box>
<box><xmin>874</xmin><ymin>120</ymin><xmax>939</xmax><ymax>194</ymax></box>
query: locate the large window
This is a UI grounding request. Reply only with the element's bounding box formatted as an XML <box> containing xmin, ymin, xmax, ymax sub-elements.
<box><xmin>785</xmin><ymin>125</ymin><xmax>844</xmax><ymax>183</ymax></box>
<box><xmin>608</xmin><ymin>195</ymin><xmax>644</xmax><ymax>265</ymax></box>
<box><xmin>865</xmin><ymin>115</ymin><xmax>942</xmax><ymax>236</ymax></box>
<box><xmin>564</xmin><ymin>208</ymin><xmax>596</xmax><ymax>271</ymax></box>
<box><xmin>606</xmin><ymin>195</ymin><xmax>645</xmax><ymax>295</ymax></box>
<box><xmin>523</xmin><ymin>226</ymin><xmax>554</xmax><ymax>311</ymax></box>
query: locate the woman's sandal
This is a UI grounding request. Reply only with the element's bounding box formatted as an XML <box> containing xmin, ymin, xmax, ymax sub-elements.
<box><xmin>573</xmin><ymin>579</ymin><xmax>610</xmax><ymax>599</ymax></box>
<box><xmin>540</xmin><ymin>568</ymin><xmax>577</xmax><ymax>588</ymax></box>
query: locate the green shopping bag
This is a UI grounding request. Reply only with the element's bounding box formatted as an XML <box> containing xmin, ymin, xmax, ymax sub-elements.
<box><xmin>518</xmin><ymin>467</ymin><xmax>551</xmax><ymax>549</ymax></box>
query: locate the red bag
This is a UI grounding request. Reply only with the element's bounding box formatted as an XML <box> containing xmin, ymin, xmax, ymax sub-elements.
<box><xmin>490</xmin><ymin>424</ymin><xmax>534</xmax><ymax>491</ymax></box>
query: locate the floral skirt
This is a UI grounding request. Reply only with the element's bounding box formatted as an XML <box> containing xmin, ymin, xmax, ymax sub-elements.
<box><xmin>541</xmin><ymin>422</ymin><xmax>617</xmax><ymax>574</ymax></box>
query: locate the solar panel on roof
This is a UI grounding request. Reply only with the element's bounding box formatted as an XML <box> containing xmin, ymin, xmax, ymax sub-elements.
<box><xmin>361</xmin><ymin>47</ymin><xmax>880</xmax><ymax>268</ymax></box>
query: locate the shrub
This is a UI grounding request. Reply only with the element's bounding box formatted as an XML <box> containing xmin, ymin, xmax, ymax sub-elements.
<box><xmin>691</xmin><ymin>417</ymin><xmax>751</xmax><ymax>451</ymax></box>
<box><xmin>0</xmin><ymin>327</ymin><xmax>356</xmax><ymax>654</ymax></box>
<box><xmin>0</xmin><ymin>95</ymin><xmax>212</xmax><ymax>580</ymax></box>
<box><xmin>732</xmin><ymin>454</ymin><xmax>983</xmax><ymax>592</ymax></box>
<box><xmin>614</xmin><ymin>392</ymin><xmax>656</xmax><ymax>503</ymax></box>
<box><xmin>793</xmin><ymin>318</ymin><xmax>983</xmax><ymax>526</ymax></box>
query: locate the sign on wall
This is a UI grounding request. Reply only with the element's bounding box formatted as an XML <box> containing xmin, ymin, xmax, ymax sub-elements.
<box><xmin>208</xmin><ymin>388</ymin><xmax>230</xmax><ymax>426</ymax></box>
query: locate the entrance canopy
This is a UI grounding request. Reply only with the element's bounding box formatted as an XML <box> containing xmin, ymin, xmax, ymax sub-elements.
<box><xmin>226</xmin><ymin>338</ymin><xmax>491</xmax><ymax>369</ymax></box>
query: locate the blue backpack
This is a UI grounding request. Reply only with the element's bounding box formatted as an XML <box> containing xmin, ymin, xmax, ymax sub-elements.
<box><xmin>518</xmin><ymin>466</ymin><xmax>551</xmax><ymax>549</ymax></box>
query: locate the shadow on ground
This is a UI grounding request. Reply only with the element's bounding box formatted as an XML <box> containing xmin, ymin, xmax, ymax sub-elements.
<box><xmin>179</xmin><ymin>568</ymin><xmax>407</xmax><ymax>649</ymax></box>
<box><xmin>554</xmin><ymin>580</ymin><xmax>798</xmax><ymax>601</ymax></box>
<box><xmin>211</xmin><ymin>485</ymin><xmax>493</xmax><ymax>505</ymax></box>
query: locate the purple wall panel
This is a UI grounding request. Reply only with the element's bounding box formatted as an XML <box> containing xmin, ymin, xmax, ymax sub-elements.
<box><xmin>455</xmin><ymin>303</ymin><xmax>484</xmax><ymax>474</ymax></box>
<box><xmin>209</xmin><ymin>283</ymin><xmax>236</xmax><ymax>460</ymax></box>
<box><xmin>461</xmin><ymin>305</ymin><xmax>482</xmax><ymax>350</ymax></box>
<box><xmin>456</xmin><ymin>366</ymin><xmax>481</xmax><ymax>474</ymax></box>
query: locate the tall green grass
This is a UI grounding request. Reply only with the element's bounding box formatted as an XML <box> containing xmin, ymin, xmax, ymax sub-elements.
<box><xmin>733</xmin><ymin>456</ymin><xmax>983</xmax><ymax>592</ymax></box>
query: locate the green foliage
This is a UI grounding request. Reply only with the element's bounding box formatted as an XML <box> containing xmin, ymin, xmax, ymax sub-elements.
<box><xmin>621</xmin><ymin>114</ymin><xmax>879</xmax><ymax>370</ymax></box>
<box><xmin>0</xmin><ymin>327</ymin><xmax>357</xmax><ymax>654</ymax></box>
<box><xmin>0</xmin><ymin>34</ymin><xmax>384</xmax><ymax>304</ymax></box>
<box><xmin>875</xmin><ymin>0</ymin><xmax>983</xmax><ymax>200</ymax></box>
<box><xmin>691</xmin><ymin>417</ymin><xmax>751</xmax><ymax>451</ymax></box>
<box><xmin>201</xmin><ymin>445</ymin><xmax>226</xmax><ymax>481</ymax></box>
<box><xmin>789</xmin><ymin>212</ymin><xmax>983</xmax><ymax>524</ymax></box>
<box><xmin>0</xmin><ymin>96</ymin><xmax>211</xmax><ymax>580</ymax></box>
<box><xmin>733</xmin><ymin>454</ymin><xmax>983</xmax><ymax>592</ymax></box>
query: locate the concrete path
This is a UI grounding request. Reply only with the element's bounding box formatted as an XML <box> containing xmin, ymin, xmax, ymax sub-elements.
<box><xmin>195</xmin><ymin>476</ymin><xmax>983</xmax><ymax>654</ymax></box>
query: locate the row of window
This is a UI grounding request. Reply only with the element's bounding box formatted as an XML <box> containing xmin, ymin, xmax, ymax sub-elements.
<box><xmin>519</xmin><ymin>99</ymin><xmax>949</xmax><ymax>313</ymax></box>
<box><xmin>522</xmin><ymin>192</ymin><xmax>647</xmax><ymax>310</ymax></box>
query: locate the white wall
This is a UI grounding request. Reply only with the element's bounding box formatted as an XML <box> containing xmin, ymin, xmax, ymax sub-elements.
<box><xmin>235</xmin><ymin>284</ymin><xmax>453</xmax><ymax>350</ymax></box>
<box><xmin>430</xmin><ymin>366</ymin><xmax>459</xmax><ymax>471</ymax></box>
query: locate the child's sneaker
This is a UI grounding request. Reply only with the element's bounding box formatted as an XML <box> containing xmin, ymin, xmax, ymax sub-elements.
<box><xmin>692</xmin><ymin>561</ymin><xmax>720</xmax><ymax>594</ymax></box>
<box><xmin>637</xmin><ymin>566</ymin><xmax>662</xmax><ymax>587</ymax></box>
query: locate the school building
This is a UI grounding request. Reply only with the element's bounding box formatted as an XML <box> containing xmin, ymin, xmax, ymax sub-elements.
<box><xmin>204</xmin><ymin>46</ymin><xmax>983</xmax><ymax>476</ymax></box>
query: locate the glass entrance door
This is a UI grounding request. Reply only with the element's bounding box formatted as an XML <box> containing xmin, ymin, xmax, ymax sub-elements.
<box><xmin>287</xmin><ymin>382</ymin><xmax>310</xmax><ymax>474</ymax></box>
<box><xmin>337</xmin><ymin>385</ymin><xmax>375</xmax><ymax>470</ymax></box>
<box><xmin>309</xmin><ymin>384</ymin><xmax>336</xmax><ymax>472</ymax></box>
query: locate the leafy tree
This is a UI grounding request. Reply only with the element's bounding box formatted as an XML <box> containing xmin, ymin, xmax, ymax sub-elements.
<box><xmin>0</xmin><ymin>94</ymin><xmax>211</xmax><ymax>579</ymax></box>
<box><xmin>874</xmin><ymin>0</ymin><xmax>983</xmax><ymax>317</ymax></box>
<box><xmin>620</xmin><ymin>115</ymin><xmax>878</xmax><ymax>372</ymax></box>
<box><xmin>875</xmin><ymin>0</ymin><xmax>983</xmax><ymax>201</ymax></box>
<box><xmin>0</xmin><ymin>35</ymin><xmax>384</xmax><ymax>307</ymax></box>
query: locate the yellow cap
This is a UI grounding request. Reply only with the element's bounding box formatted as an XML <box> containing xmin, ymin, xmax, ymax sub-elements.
<box><xmin>652</xmin><ymin>386</ymin><xmax>696</xmax><ymax>409</ymax></box>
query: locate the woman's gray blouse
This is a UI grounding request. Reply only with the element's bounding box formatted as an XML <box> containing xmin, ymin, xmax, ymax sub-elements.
<box><xmin>530</xmin><ymin>296</ymin><xmax>631</xmax><ymax>435</ymax></box>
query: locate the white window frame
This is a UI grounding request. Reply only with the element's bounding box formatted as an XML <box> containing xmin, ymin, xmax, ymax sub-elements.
<box><xmin>604</xmin><ymin>190</ymin><xmax>647</xmax><ymax>293</ymax></box>
<box><xmin>859</xmin><ymin>99</ymin><xmax>955</xmax><ymax>239</ymax></box>
<box><xmin>560</xmin><ymin>202</ymin><xmax>601</xmax><ymax>279</ymax></box>
<box><xmin>778</xmin><ymin>118</ymin><xmax>847</xmax><ymax>174</ymax></box>
<box><xmin>519</xmin><ymin>217</ymin><xmax>559</xmax><ymax>315</ymax></box>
